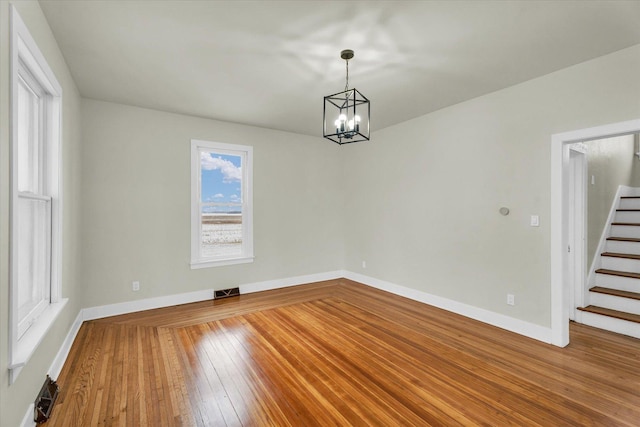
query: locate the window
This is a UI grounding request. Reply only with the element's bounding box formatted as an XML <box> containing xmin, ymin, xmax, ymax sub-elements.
<box><xmin>16</xmin><ymin>62</ymin><xmax>52</xmax><ymax>339</ymax></box>
<box><xmin>191</xmin><ymin>139</ymin><xmax>253</xmax><ymax>268</ymax></box>
<box><xmin>9</xmin><ymin>6</ymin><xmax>66</xmax><ymax>383</ymax></box>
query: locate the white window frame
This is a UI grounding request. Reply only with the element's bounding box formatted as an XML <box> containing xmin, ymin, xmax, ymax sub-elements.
<box><xmin>8</xmin><ymin>6</ymin><xmax>67</xmax><ymax>384</ymax></box>
<box><xmin>190</xmin><ymin>139</ymin><xmax>254</xmax><ymax>268</ymax></box>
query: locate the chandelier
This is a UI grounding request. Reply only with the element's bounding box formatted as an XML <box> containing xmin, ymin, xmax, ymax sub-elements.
<box><xmin>323</xmin><ymin>49</ymin><xmax>370</xmax><ymax>145</ymax></box>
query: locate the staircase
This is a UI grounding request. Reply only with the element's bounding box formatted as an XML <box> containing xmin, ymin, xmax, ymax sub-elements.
<box><xmin>578</xmin><ymin>194</ymin><xmax>640</xmax><ymax>339</ymax></box>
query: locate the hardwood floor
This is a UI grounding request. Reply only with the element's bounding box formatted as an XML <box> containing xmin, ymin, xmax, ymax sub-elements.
<box><xmin>45</xmin><ymin>279</ymin><xmax>640</xmax><ymax>426</ymax></box>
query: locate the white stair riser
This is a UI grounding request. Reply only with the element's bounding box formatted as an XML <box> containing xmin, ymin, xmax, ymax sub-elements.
<box><xmin>589</xmin><ymin>292</ymin><xmax>640</xmax><ymax>315</ymax></box>
<box><xmin>579</xmin><ymin>311</ymin><xmax>640</xmax><ymax>339</ymax></box>
<box><xmin>601</xmin><ymin>256</ymin><xmax>640</xmax><ymax>272</ymax></box>
<box><xmin>619</xmin><ymin>199</ymin><xmax>640</xmax><ymax>210</ymax></box>
<box><xmin>614</xmin><ymin>211</ymin><xmax>640</xmax><ymax>222</ymax></box>
<box><xmin>595</xmin><ymin>274</ymin><xmax>640</xmax><ymax>293</ymax></box>
<box><xmin>609</xmin><ymin>225</ymin><xmax>640</xmax><ymax>239</ymax></box>
<box><xmin>605</xmin><ymin>240</ymin><xmax>640</xmax><ymax>256</ymax></box>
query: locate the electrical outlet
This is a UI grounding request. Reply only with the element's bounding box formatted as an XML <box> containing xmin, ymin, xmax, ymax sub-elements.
<box><xmin>132</xmin><ymin>281</ymin><xmax>140</xmax><ymax>291</ymax></box>
<box><xmin>362</xmin><ymin>261</ymin><xmax>367</xmax><ymax>269</ymax></box>
<box><xmin>530</xmin><ymin>215</ymin><xmax>539</xmax><ymax>227</ymax></box>
<box><xmin>507</xmin><ymin>294</ymin><xmax>515</xmax><ymax>306</ymax></box>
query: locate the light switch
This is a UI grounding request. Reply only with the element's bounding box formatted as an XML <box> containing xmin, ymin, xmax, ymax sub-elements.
<box><xmin>530</xmin><ymin>215</ymin><xmax>539</xmax><ymax>227</ymax></box>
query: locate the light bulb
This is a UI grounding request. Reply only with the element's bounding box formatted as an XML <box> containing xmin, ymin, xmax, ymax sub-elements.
<box><xmin>348</xmin><ymin>119</ymin><xmax>354</xmax><ymax>130</ymax></box>
<box><xmin>354</xmin><ymin>115</ymin><xmax>361</xmax><ymax>123</ymax></box>
<box><xmin>338</xmin><ymin>114</ymin><xmax>347</xmax><ymax>122</ymax></box>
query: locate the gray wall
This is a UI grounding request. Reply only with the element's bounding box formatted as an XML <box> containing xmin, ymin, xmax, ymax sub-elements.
<box><xmin>0</xmin><ymin>2</ymin><xmax>83</xmax><ymax>426</ymax></box>
<box><xmin>79</xmin><ymin>99</ymin><xmax>345</xmax><ymax>308</ymax></box>
<box><xmin>342</xmin><ymin>44</ymin><xmax>640</xmax><ymax>327</ymax></box>
<box><xmin>586</xmin><ymin>135</ymin><xmax>637</xmax><ymax>267</ymax></box>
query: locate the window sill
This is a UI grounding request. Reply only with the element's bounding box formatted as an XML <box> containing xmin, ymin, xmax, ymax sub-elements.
<box><xmin>190</xmin><ymin>256</ymin><xmax>254</xmax><ymax>269</ymax></box>
<box><xmin>9</xmin><ymin>299</ymin><xmax>68</xmax><ymax>383</ymax></box>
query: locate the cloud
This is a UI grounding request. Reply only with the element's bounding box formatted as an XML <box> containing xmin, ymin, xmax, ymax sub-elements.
<box><xmin>213</xmin><ymin>193</ymin><xmax>224</xmax><ymax>198</ymax></box>
<box><xmin>201</xmin><ymin>153</ymin><xmax>242</xmax><ymax>182</ymax></box>
<box><xmin>230</xmin><ymin>194</ymin><xmax>240</xmax><ymax>200</ymax></box>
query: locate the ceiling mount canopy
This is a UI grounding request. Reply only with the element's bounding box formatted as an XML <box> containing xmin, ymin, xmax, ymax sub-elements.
<box><xmin>340</xmin><ymin>49</ymin><xmax>354</xmax><ymax>61</ymax></box>
<box><xmin>323</xmin><ymin>49</ymin><xmax>370</xmax><ymax>145</ymax></box>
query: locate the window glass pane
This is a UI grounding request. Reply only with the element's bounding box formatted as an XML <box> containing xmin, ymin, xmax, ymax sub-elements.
<box><xmin>201</xmin><ymin>206</ymin><xmax>243</xmax><ymax>258</ymax></box>
<box><xmin>17</xmin><ymin>77</ymin><xmax>41</xmax><ymax>193</ymax></box>
<box><xmin>200</xmin><ymin>150</ymin><xmax>244</xmax><ymax>259</ymax></box>
<box><xmin>17</xmin><ymin>197</ymin><xmax>49</xmax><ymax>329</ymax></box>
<box><xmin>200</xmin><ymin>151</ymin><xmax>243</xmax><ymax>204</ymax></box>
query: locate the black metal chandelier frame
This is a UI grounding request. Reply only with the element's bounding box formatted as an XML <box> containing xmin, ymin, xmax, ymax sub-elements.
<box><xmin>323</xmin><ymin>50</ymin><xmax>371</xmax><ymax>145</ymax></box>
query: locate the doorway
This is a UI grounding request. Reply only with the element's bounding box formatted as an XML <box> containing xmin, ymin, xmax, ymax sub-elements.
<box><xmin>551</xmin><ymin>119</ymin><xmax>640</xmax><ymax>347</ymax></box>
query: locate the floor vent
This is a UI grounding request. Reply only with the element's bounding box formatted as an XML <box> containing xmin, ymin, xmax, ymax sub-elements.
<box><xmin>215</xmin><ymin>287</ymin><xmax>240</xmax><ymax>299</ymax></box>
<box><xmin>35</xmin><ymin>375</ymin><xmax>59</xmax><ymax>423</ymax></box>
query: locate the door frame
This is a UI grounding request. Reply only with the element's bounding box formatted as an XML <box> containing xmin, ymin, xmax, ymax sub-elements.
<box><xmin>551</xmin><ymin>119</ymin><xmax>640</xmax><ymax>347</ymax></box>
<box><xmin>567</xmin><ymin>144</ymin><xmax>587</xmax><ymax>321</ymax></box>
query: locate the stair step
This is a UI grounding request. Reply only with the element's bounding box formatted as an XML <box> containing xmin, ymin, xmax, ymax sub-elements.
<box><xmin>619</xmin><ymin>198</ymin><xmax>640</xmax><ymax>211</ymax></box>
<box><xmin>601</xmin><ymin>252</ymin><xmax>640</xmax><ymax>260</ymax></box>
<box><xmin>607</xmin><ymin>237</ymin><xmax>640</xmax><ymax>243</ymax></box>
<box><xmin>600</xmin><ymin>252</ymin><xmax>640</xmax><ymax>271</ymax></box>
<box><xmin>595</xmin><ymin>268</ymin><xmax>640</xmax><ymax>279</ymax></box>
<box><xmin>610</xmin><ymin>223</ymin><xmax>640</xmax><ymax>238</ymax></box>
<box><xmin>613</xmin><ymin>209</ymin><xmax>640</xmax><ymax>223</ymax></box>
<box><xmin>605</xmin><ymin>239</ymin><xmax>640</xmax><ymax>256</ymax></box>
<box><xmin>590</xmin><ymin>286</ymin><xmax>640</xmax><ymax>301</ymax></box>
<box><xmin>577</xmin><ymin>305</ymin><xmax>640</xmax><ymax>324</ymax></box>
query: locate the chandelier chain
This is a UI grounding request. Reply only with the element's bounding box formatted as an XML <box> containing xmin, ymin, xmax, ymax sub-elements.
<box><xmin>345</xmin><ymin>59</ymin><xmax>349</xmax><ymax>92</ymax></box>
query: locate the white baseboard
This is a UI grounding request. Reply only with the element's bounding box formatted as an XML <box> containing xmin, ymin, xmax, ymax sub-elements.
<box><xmin>343</xmin><ymin>271</ymin><xmax>553</xmax><ymax>344</ymax></box>
<box><xmin>20</xmin><ymin>403</ymin><xmax>35</xmax><ymax>427</ymax></box>
<box><xmin>65</xmin><ymin>270</ymin><xmax>553</xmax><ymax>374</ymax></box>
<box><xmin>48</xmin><ymin>310</ymin><xmax>84</xmax><ymax>379</ymax></box>
<box><xmin>82</xmin><ymin>288</ymin><xmax>216</xmax><ymax>321</ymax></box>
<box><xmin>35</xmin><ymin>268</ymin><xmax>553</xmax><ymax>427</ymax></box>
<box><xmin>82</xmin><ymin>270</ymin><xmax>344</xmax><ymax>321</ymax></box>
<box><xmin>26</xmin><ymin>270</ymin><xmax>343</xmax><ymax>425</ymax></box>
<box><xmin>17</xmin><ymin>311</ymin><xmax>85</xmax><ymax>427</ymax></box>
<box><xmin>240</xmin><ymin>270</ymin><xmax>343</xmax><ymax>294</ymax></box>
<box><xmin>19</xmin><ymin>269</ymin><xmax>560</xmax><ymax>427</ymax></box>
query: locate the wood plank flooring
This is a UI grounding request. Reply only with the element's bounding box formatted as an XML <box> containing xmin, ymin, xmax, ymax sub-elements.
<box><xmin>44</xmin><ymin>279</ymin><xmax>640</xmax><ymax>426</ymax></box>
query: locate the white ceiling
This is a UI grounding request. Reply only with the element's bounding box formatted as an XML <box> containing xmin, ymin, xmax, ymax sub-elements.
<box><xmin>39</xmin><ymin>0</ymin><xmax>640</xmax><ymax>137</ymax></box>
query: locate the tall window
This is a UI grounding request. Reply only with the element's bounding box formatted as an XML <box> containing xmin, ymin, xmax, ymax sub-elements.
<box><xmin>10</xmin><ymin>6</ymin><xmax>64</xmax><ymax>382</ymax></box>
<box><xmin>16</xmin><ymin>65</ymin><xmax>52</xmax><ymax>338</ymax></box>
<box><xmin>191</xmin><ymin>140</ymin><xmax>253</xmax><ymax>268</ymax></box>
